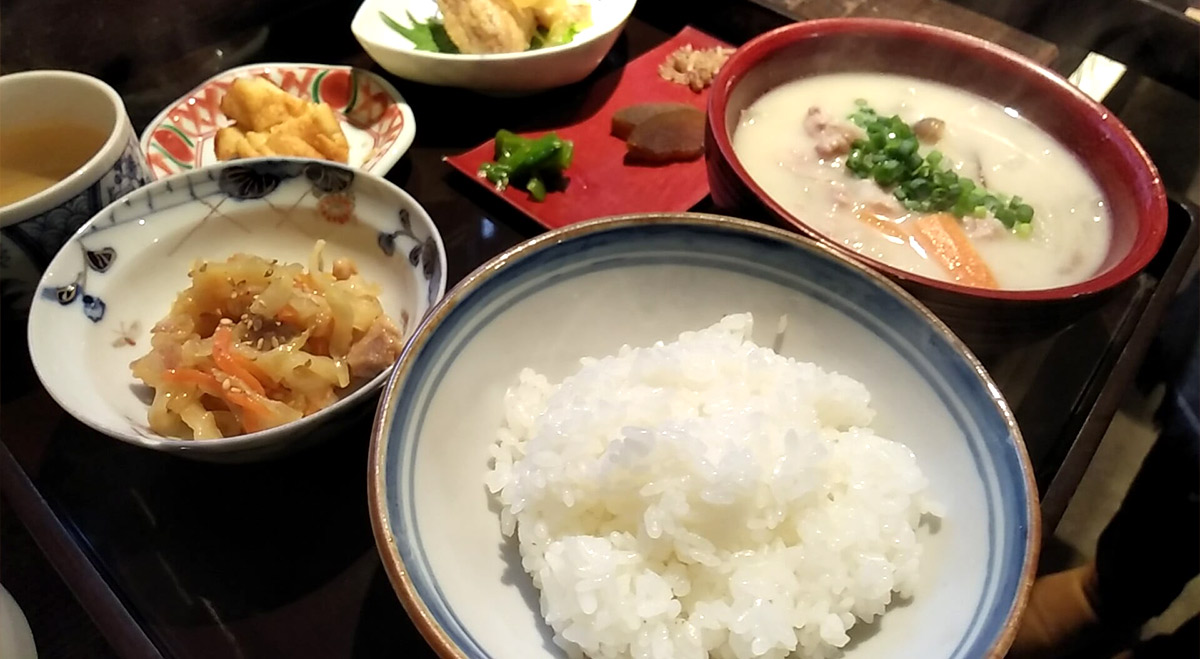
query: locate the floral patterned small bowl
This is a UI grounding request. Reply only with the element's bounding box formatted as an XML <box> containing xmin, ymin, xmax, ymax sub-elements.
<box><xmin>27</xmin><ymin>158</ymin><xmax>447</xmax><ymax>462</ymax></box>
<box><xmin>140</xmin><ymin>63</ymin><xmax>416</xmax><ymax>180</ymax></box>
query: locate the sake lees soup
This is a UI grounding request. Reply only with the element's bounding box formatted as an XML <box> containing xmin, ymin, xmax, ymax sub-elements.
<box><xmin>733</xmin><ymin>73</ymin><xmax>1111</xmax><ymax>290</ymax></box>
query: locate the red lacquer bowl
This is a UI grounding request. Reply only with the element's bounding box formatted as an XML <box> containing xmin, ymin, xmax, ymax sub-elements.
<box><xmin>706</xmin><ymin>19</ymin><xmax>1168</xmax><ymax>346</ymax></box>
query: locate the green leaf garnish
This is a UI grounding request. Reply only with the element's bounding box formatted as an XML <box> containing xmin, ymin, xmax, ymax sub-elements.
<box><xmin>379</xmin><ymin>11</ymin><xmax>459</xmax><ymax>54</ymax></box>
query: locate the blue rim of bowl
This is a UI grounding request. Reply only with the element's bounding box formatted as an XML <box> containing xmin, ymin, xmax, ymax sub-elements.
<box><xmin>27</xmin><ymin>156</ymin><xmax>448</xmax><ymax>453</ymax></box>
<box><xmin>368</xmin><ymin>212</ymin><xmax>1041</xmax><ymax>659</ymax></box>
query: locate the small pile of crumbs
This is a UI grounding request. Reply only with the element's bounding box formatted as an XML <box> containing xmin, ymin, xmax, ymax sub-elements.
<box><xmin>658</xmin><ymin>44</ymin><xmax>736</xmax><ymax>92</ymax></box>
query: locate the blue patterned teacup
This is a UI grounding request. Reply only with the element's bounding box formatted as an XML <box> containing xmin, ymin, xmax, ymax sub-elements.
<box><xmin>0</xmin><ymin>70</ymin><xmax>150</xmax><ymax>315</ymax></box>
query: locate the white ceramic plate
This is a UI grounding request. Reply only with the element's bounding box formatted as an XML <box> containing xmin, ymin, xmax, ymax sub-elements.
<box><xmin>140</xmin><ymin>63</ymin><xmax>416</xmax><ymax>180</ymax></box>
<box><xmin>0</xmin><ymin>586</ymin><xmax>37</xmax><ymax>659</ymax></box>
<box><xmin>351</xmin><ymin>0</ymin><xmax>637</xmax><ymax>92</ymax></box>
<box><xmin>28</xmin><ymin>158</ymin><xmax>446</xmax><ymax>461</ymax></box>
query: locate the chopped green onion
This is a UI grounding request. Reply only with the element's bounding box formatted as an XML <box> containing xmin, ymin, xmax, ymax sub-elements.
<box><xmin>844</xmin><ymin>103</ymin><xmax>1035</xmax><ymax>231</ymax></box>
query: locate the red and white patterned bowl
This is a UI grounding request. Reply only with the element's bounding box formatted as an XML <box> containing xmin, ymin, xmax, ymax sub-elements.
<box><xmin>140</xmin><ymin>63</ymin><xmax>416</xmax><ymax>179</ymax></box>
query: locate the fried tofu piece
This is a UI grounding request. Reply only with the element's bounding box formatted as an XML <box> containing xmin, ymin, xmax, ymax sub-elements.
<box><xmin>214</xmin><ymin>126</ymin><xmax>251</xmax><ymax>160</ymax></box>
<box><xmin>220</xmin><ymin>78</ymin><xmax>308</xmax><ymax>133</ymax></box>
<box><xmin>278</xmin><ymin>103</ymin><xmax>350</xmax><ymax>162</ymax></box>
<box><xmin>214</xmin><ymin>78</ymin><xmax>350</xmax><ymax>164</ymax></box>
<box><xmin>214</xmin><ymin>124</ymin><xmax>328</xmax><ymax>161</ymax></box>
<box><xmin>264</xmin><ymin>131</ymin><xmax>325</xmax><ymax>159</ymax></box>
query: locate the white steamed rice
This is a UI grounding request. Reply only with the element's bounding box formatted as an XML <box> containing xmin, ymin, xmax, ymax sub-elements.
<box><xmin>485</xmin><ymin>313</ymin><xmax>942</xmax><ymax>659</ymax></box>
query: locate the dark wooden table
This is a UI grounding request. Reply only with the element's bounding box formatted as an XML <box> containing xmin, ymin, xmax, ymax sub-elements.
<box><xmin>1</xmin><ymin>0</ymin><xmax>1197</xmax><ymax>657</ymax></box>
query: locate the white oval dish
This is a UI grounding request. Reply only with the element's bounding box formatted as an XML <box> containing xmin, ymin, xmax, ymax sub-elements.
<box><xmin>140</xmin><ymin>64</ymin><xmax>416</xmax><ymax>180</ymax></box>
<box><xmin>351</xmin><ymin>0</ymin><xmax>637</xmax><ymax>92</ymax></box>
<box><xmin>28</xmin><ymin>158</ymin><xmax>447</xmax><ymax>462</ymax></box>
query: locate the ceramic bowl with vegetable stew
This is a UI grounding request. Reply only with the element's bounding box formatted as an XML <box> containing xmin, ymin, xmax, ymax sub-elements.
<box><xmin>28</xmin><ymin>158</ymin><xmax>446</xmax><ymax>462</ymax></box>
<box><xmin>706</xmin><ymin>19</ymin><xmax>1167</xmax><ymax>345</ymax></box>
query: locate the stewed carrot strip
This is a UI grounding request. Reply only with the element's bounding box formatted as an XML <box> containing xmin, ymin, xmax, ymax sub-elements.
<box><xmin>162</xmin><ymin>368</ymin><xmax>222</xmax><ymax>393</ymax></box>
<box><xmin>224</xmin><ymin>336</ymin><xmax>275</xmax><ymax>387</ymax></box>
<box><xmin>275</xmin><ymin>304</ymin><xmax>301</xmax><ymax>325</ymax></box>
<box><xmin>223</xmin><ymin>388</ymin><xmax>273</xmax><ymax>433</ymax></box>
<box><xmin>162</xmin><ymin>367</ymin><xmax>273</xmax><ymax>432</ymax></box>
<box><xmin>910</xmin><ymin>213</ymin><xmax>998</xmax><ymax>289</ymax></box>
<box><xmin>231</xmin><ymin>348</ymin><xmax>274</xmax><ymax>386</ymax></box>
<box><xmin>212</xmin><ymin>326</ymin><xmax>267</xmax><ymax>395</ymax></box>
<box><xmin>305</xmin><ymin>336</ymin><xmax>329</xmax><ymax>356</ymax></box>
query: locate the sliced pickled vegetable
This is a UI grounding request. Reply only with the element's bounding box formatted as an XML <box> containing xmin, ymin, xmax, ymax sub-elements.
<box><xmin>611</xmin><ymin>102</ymin><xmax>697</xmax><ymax>140</ymax></box>
<box><xmin>625</xmin><ymin>107</ymin><xmax>706</xmax><ymax>164</ymax></box>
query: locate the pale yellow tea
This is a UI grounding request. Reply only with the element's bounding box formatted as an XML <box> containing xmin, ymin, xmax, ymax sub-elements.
<box><xmin>0</xmin><ymin>122</ymin><xmax>109</xmax><ymax>207</ymax></box>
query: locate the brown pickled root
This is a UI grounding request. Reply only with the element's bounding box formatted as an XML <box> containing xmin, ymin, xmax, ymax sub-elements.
<box><xmin>611</xmin><ymin>102</ymin><xmax>697</xmax><ymax>140</ymax></box>
<box><xmin>624</xmin><ymin>107</ymin><xmax>706</xmax><ymax>164</ymax></box>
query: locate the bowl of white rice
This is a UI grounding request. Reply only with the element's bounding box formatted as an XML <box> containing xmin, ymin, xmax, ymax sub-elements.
<box><xmin>368</xmin><ymin>213</ymin><xmax>1039</xmax><ymax>659</ymax></box>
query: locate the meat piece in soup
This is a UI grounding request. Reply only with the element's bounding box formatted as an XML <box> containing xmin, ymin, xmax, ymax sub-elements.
<box><xmin>732</xmin><ymin>73</ymin><xmax>1111</xmax><ymax>291</ymax></box>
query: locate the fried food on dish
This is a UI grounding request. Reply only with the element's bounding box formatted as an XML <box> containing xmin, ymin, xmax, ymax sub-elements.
<box><xmin>294</xmin><ymin>102</ymin><xmax>351</xmax><ymax>162</ymax></box>
<box><xmin>426</xmin><ymin>0</ymin><xmax>590</xmax><ymax>54</ymax></box>
<box><xmin>220</xmin><ymin>78</ymin><xmax>308</xmax><ymax>132</ymax></box>
<box><xmin>513</xmin><ymin>0</ymin><xmax>590</xmax><ymax>43</ymax></box>
<box><xmin>436</xmin><ymin>0</ymin><xmax>537</xmax><ymax>54</ymax></box>
<box><xmin>214</xmin><ymin>78</ymin><xmax>350</xmax><ymax>163</ymax></box>
<box><xmin>215</xmin><ymin>126</ymin><xmax>325</xmax><ymax>160</ymax></box>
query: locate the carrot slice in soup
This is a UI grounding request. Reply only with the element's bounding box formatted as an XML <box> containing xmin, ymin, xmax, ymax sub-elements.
<box><xmin>911</xmin><ymin>213</ymin><xmax>998</xmax><ymax>289</ymax></box>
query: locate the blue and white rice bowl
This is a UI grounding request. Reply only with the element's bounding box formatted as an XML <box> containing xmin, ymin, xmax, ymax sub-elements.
<box><xmin>28</xmin><ymin>157</ymin><xmax>447</xmax><ymax>461</ymax></box>
<box><xmin>369</xmin><ymin>213</ymin><xmax>1038</xmax><ymax>658</ymax></box>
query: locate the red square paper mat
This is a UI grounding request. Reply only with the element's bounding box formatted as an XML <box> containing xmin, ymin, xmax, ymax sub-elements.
<box><xmin>445</xmin><ymin>27</ymin><xmax>733</xmax><ymax>230</ymax></box>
